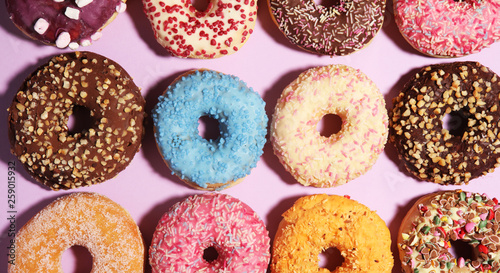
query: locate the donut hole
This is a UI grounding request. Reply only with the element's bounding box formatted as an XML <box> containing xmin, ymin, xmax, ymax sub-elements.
<box><xmin>319</xmin><ymin>246</ymin><xmax>344</xmax><ymax>271</ymax></box>
<box><xmin>61</xmin><ymin>245</ymin><xmax>93</xmax><ymax>273</ymax></box>
<box><xmin>442</xmin><ymin>109</ymin><xmax>468</xmax><ymax>137</ymax></box>
<box><xmin>313</xmin><ymin>0</ymin><xmax>343</xmax><ymax>8</ymax></box>
<box><xmin>190</xmin><ymin>0</ymin><xmax>210</xmax><ymax>12</ymax></box>
<box><xmin>67</xmin><ymin>105</ymin><xmax>94</xmax><ymax>135</ymax></box>
<box><xmin>317</xmin><ymin>114</ymin><xmax>343</xmax><ymax>137</ymax></box>
<box><xmin>198</xmin><ymin>115</ymin><xmax>221</xmax><ymax>141</ymax></box>
<box><xmin>449</xmin><ymin>240</ymin><xmax>477</xmax><ymax>261</ymax></box>
<box><xmin>203</xmin><ymin>246</ymin><xmax>219</xmax><ymax>263</ymax></box>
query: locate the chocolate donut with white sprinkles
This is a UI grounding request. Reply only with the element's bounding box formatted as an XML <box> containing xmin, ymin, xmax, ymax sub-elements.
<box><xmin>390</xmin><ymin>62</ymin><xmax>500</xmax><ymax>185</ymax></box>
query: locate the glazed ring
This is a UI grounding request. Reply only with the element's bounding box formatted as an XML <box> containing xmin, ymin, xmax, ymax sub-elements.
<box><xmin>398</xmin><ymin>190</ymin><xmax>500</xmax><ymax>272</ymax></box>
<box><xmin>268</xmin><ymin>0</ymin><xmax>386</xmax><ymax>55</ymax></box>
<box><xmin>149</xmin><ymin>193</ymin><xmax>270</xmax><ymax>272</ymax></box>
<box><xmin>142</xmin><ymin>0</ymin><xmax>257</xmax><ymax>58</ymax></box>
<box><xmin>394</xmin><ymin>0</ymin><xmax>500</xmax><ymax>57</ymax></box>
<box><xmin>8</xmin><ymin>51</ymin><xmax>145</xmax><ymax>190</ymax></box>
<box><xmin>8</xmin><ymin>192</ymin><xmax>144</xmax><ymax>273</ymax></box>
<box><xmin>271</xmin><ymin>65</ymin><xmax>388</xmax><ymax>187</ymax></box>
<box><xmin>271</xmin><ymin>194</ymin><xmax>393</xmax><ymax>272</ymax></box>
<box><xmin>389</xmin><ymin>62</ymin><xmax>500</xmax><ymax>185</ymax></box>
<box><xmin>6</xmin><ymin>0</ymin><xmax>127</xmax><ymax>49</ymax></box>
<box><xmin>152</xmin><ymin>69</ymin><xmax>267</xmax><ymax>190</ymax></box>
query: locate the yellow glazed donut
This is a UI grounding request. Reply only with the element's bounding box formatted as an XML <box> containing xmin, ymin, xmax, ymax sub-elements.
<box><xmin>8</xmin><ymin>192</ymin><xmax>144</xmax><ymax>273</ymax></box>
<box><xmin>271</xmin><ymin>194</ymin><xmax>393</xmax><ymax>273</ymax></box>
<box><xmin>271</xmin><ymin>65</ymin><xmax>388</xmax><ymax>187</ymax></box>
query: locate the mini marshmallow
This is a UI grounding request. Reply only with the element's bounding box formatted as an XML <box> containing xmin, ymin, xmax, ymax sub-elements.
<box><xmin>34</xmin><ymin>18</ymin><xmax>49</xmax><ymax>34</ymax></box>
<box><xmin>65</xmin><ymin>7</ymin><xmax>80</xmax><ymax>20</ymax></box>
<box><xmin>75</xmin><ymin>0</ymin><xmax>93</xmax><ymax>8</ymax></box>
<box><xmin>68</xmin><ymin>42</ymin><xmax>80</xmax><ymax>50</ymax></box>
<box><xmin>91</xmin><ymin>32</ymin><xmax>102</xmax><ymax>41</ymax></box>
<box><xmin>116</xmin><ymin>2</ymin><xmax>127</xmax><ymax>13</ymax></box>
<box><xmin>55</xmin><ymin>32</ymin><xmax>71</xmax><ymax>48</ymax></box>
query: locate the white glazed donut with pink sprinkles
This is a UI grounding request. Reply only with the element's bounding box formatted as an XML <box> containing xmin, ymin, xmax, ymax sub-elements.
<box><xmin>394</xmin><ymin>0</ymin><xmax>500</xmax><ymax>57</ymax></box>
<box><xmin>149</xmin><ymin>193</ymin><xmax>270</xmax><ymax>272</ymax></box>
<box><xmin>271</xmin><ymin>65</ymin><xmax>388</xmax><ymax>188</ymax></box>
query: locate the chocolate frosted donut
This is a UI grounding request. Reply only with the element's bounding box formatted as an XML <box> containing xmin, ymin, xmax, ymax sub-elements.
<box><xmin>8</xmin><ymin>51</ymin><xmax>145</xmax><ymax>190</ymax></box>
<box><xmin>268</xmin><ymin>0</ymin><xmax>386</xmax><ymax>56</ymax></box>
<box><xmin>390</xmin><ymin>62</ymin><xmax>500</xmax><ymax>185</ymax></box>
<box><xmin>6</xmin><ymin>0</ymin><xmax>127</xmax><ymax>49</ymax></box>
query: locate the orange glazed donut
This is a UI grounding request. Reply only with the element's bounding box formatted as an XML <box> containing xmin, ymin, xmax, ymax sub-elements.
<box><xmin>271</xmin><ymin>194</ymin><xmax>393</xmax><ymax>273</ymax></box>
<box><xmin>8</xmin><ymin>192</ymin><xmax>144</xmax><ymax>273</ymax></box>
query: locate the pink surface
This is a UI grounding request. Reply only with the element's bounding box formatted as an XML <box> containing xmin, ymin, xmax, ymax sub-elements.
<box><xmin>1</xmin><ymin>0</ymin><xmax>500</xmax><ymax>272</ymax></box>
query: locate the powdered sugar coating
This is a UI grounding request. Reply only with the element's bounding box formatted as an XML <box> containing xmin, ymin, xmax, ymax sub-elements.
<box><xmin>394</xmin><ymin>0</ymin><xmax>500</xmax><ymax>57</ymax></box>
<box><xmin>271</xmin><ymin>65</ymin><xmax>388</xmax><ymax>187</ymax></box>
<box><xmin>149</xmin><ymin>193</ymin><xmax>270</xmax><ymax>272</ymax></box>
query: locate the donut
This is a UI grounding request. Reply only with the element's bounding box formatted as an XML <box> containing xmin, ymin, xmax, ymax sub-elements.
<box><xmin>268</xmin><ymin>0</ymin><xmax>386</xmax><ymax>56</ymax></box>
<box><xmin>271</xmin><ymin>65</ymin><xmax>388</xmax><ymax>187</ymax></box>
<box><xmin>8</xmin><ymin>51</ymin><xmax>145</xmax><ymax>190</ymax></box>
<box><xmin>8</xmin><ymin>192</ymin><xmax>144</xmax><ymax>273</ymax></box>
<box><xmin>6</xmin><ymin>0</ymin><xmax>127</xmax><ymax>49</ymax></box>
<box><xmin>271</xmin><ymin>194</ymin><xmax>393</xmax><ymax>272</ymax></box>
<box><xmin>149</xmin><ymin>193</ymin><xmax>270</xmax><ymax>272</ymax></box>
<box><xmin>389</xmin><ymin>62</ymin><xmax>500</xmax><ymax>185</ymax></box>
<box><xmin>142</xmin><ymin>0</ymin><xmax>257</xmax><ymax>58</ymax></box>
<box><xmin>398</xmin><ymin>190</ymin><xmax>500</xmax><ymax>272</ymax></box>
<box><xmin>394</xmin><ymin>0</ymin><xmax>500</xmax><ymax>57</ymax></box>
<box><xmin>152</xmin><ymin>69</ymin><xmax>267</xmax><ymax>190</ymax></box>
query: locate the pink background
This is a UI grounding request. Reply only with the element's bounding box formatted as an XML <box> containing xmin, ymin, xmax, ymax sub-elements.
<box><xmin>1</xmin><ymin>0</ymin><xmax>500</xmax><ymax>272</ymax></box>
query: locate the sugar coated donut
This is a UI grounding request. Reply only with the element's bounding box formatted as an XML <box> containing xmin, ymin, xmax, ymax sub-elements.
<box><xmin>271</xmin><ymin>65</ymin><xmax>388</xmax><ymax>187</ymax></box>
<box><xmin>149</xmin><ymin>193</ymin><xmax>270</xmax><ymax>272</ymax></box>
<box><xmin>394</xmin><ymin>0</ymin><xmax>500</xmax><ymax>57</ymax></box>
<box><xmin>390</xmin><ymin>62</ymin><xmax>500</xmax><ymax>185</ymax></box>
<box><xmin>6</xmin><ymin>0</ymin><xmax>127</xmax><ymax>49</ymax></box>
<box><xmin>398</xmin><ymin>190</ymin><xmax>500</xmax><ymax>272</ymax></box>
<box><xmin>268</xmin><ymin>0</ymin><xmax>386</xmax><ymax>56</ymax></box>
<box><xmin>271</xmin><ymin>194</ymin><xmax>393</xmax><ymax>272</ymax></box>
<box><xmin>152</xmin><ymin>69</ymin><xmax>267</xmax><ymax>190</ymax></box>
<box><xmin>8</xmin><ymin>192</ymin><xmax>144</xmax><ymax>273</ymax></box>
<box><xmin>142</xmin><ymin>0</ymin><xmax>257</xmax><ymax>58</ymax></box>
<box><xmin>8</xmin><ymin>51</ymin><xmax>145</xmax><ymax>190</ymax></box>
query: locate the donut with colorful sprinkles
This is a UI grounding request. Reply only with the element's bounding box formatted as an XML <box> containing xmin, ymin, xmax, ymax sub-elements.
<box><xmin>271</xmin><ymin>65</ymin><xmax>388</xmax><ymax>187</ymax></box>
<box><xmin>149</xmin><ymin>193</ymin><xmax>271</xmax><ymax>273</ymax></box>
<box><xmin>394</xmin><ymin>0</ymin><xmax>500</xmax><ymax>57</ymax></box>
<box><xmin>152</xmin><ymin>69</ymin><xmax>267</xmax><ymax>190</ymax></box>
<box><xmin>268</xmin><ymin>0</ymin><xmax>386</xmax><ymax>55</ymax></box>
<box><xmin>142</xmin><ymin>0</ymin><xmax>257</xmax><ymax>58</ymax></box>
<box><xmin>6</xmin><ymin>0</ymin><xmax>127</xmax><ymax>49</ymax></box>
<box><xmin>398</xmin><ymin>190</ymin><xmax>500</xmax><ymax>273</ymax></box>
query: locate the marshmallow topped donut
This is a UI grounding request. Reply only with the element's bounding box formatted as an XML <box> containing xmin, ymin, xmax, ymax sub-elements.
<box><xmin>8</xmin><ymin>192</ymin><xmax>144</xmax><ymax>273</ymax></box>
<box><xmin>142</xmin><ymin>0</ymin><xmax>257</xmax><ymax>58</ymax></box>
<box><xmin>394</xmin><ymin>0</ymin><xmax>500</xmax><ymax>57</ymax></box>
<box><xmin>150</xmin><ymin>193</ymin><xmax>271</xmax><ymax>272</ymax></box>
<box><xmin>271</xmin><ymin>65</ymin><xmax>388</xmax><ymax>187</ymax></box>
<box><xmin>6</xmin><ymin>0</ymin><xmax>127</xmax><ymax>49</ymax></box>
<box><xmin>268</xmin><ymin>0</ymin><xmax>386</xmax><ymax>55</ymax></box>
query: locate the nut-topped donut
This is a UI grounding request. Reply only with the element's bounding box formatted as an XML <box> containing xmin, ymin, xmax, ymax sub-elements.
<box><xmin>268</xmin><ymin>0</ymin><xmax>386</xmax><ymax>55</ymax></box>
<box><xmin>8</xmin><ymin>51</ymin><xmax>145</xmax><ymax>190</ymax></box>
<box><xmin>6</xmin><ymin>0</ymin><xmax>127</xmax><ymax>49</ymax></box>
<box><xmin>390</xmin><ymin>62</ymin><xmax>500</xmax><ymax>185</ymax></box>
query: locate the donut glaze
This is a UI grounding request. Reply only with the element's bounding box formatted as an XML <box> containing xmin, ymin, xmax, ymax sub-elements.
<box><xmin>8</xmin><ymin>51</ymin><xmax>145</xmax><ymax>190</ymax></box>
<box><xmin>271</xmin><ymin>65</ymin><xmax>388</xmax><ymax>187</ymax></box>
<box><xmin>271</xmin><ymin>194</ymin><xmax>393</xmax><ymax>272</ymax></box>
<box><xmin>390</xmin><ymin>62</ymin><xmax>500</xmax><ymax>185</ymax></box>
<box><xmin>6</xmin><ymin>0</ymin><xmax>127</xmax><ymax>49</ymax></box>
<box><xmin>268</xmin><ymin>0</ymin><xmax>386</xmax><ymax>55</ymax></box>
<box><xmin>142</xmin><ymin>0</ymin><xmax>257</xmax><ymax>58</ymax></box>
<box><xmin>152</xmin><ymin>69</ymin><xmax>267</xmax><ymax>190</ymax></box>
<box><xmin>8</xmin><ymin>192</ymin><xmax>144</xmax><ymax>273</ymax></box>
<box><xmin>394</xmin><ymin>0</ymin><xmax>500</xmax><ymax>57</ymax></box>
<box><xmin>149</xmin><ymin>193</ymin><xmax>271</xmax><ymax>272</ymax></box>
<box><xmin>398</xmin><ymin>190</ymin><xmax>500</xmax><ymax>273</ymax></box>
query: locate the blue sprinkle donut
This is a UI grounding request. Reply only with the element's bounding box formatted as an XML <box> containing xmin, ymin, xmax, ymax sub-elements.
<box><xmin>152</xmin><ymin>69</ymin><xmax>267</xmax><ymax>190</ymax></box>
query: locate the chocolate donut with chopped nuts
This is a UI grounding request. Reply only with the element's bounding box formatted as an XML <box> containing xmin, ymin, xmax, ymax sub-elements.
<box><xmin>8</xmin><ymin>51</ymin><xmax>145</xmax><ymax>190</ymax></box>
<box><xmin>390</xmin><ymin>62</ymin><xmax>500</xmax><ymax>185</ymax></box>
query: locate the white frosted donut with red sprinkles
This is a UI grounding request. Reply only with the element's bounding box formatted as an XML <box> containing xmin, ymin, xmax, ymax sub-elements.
<box><xmin>271</xmin><ymin>65</ymin><xmax>388</xmax><ymax>188</ymax></box>
<box><xmin>142</xmin><ymin>0</ymin><xmax>257</xmax><ymax>58</ymax></box>
<box><xmin>394</xmin><ymin>0</ymin><xmax>500</xmax><ymax>57</ymax></box>
<box><xmin>149</xmin><ymin>193</ymin><xmax>270</xmax><ymax>272</ymax></box>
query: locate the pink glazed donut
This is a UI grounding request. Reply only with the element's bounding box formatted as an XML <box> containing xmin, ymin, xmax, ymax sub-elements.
<box><xmin>149</xmin><ymin>193</ymin><xmax>270</xmax><ymax>272</ymax></box>
<box><xmin>394</xmin><ymin>0</ymin><xmax>500</xmax><ymax>57</ymax></box>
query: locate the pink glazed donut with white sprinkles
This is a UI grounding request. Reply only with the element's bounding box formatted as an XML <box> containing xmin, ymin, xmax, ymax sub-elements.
<box><xmin>149</xmin><ymin>193</ymin><xmax>270</xmax><ymax>273</ymax></box>
<box><xmin>394</xmin><ymin>0</ymin><xmax>500</xmax><ymax>57</ymax></box>
<box><xmin>271</xmin><ymin>65</ymin><xmax>388</xmax><ymax>188</ymax></box>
